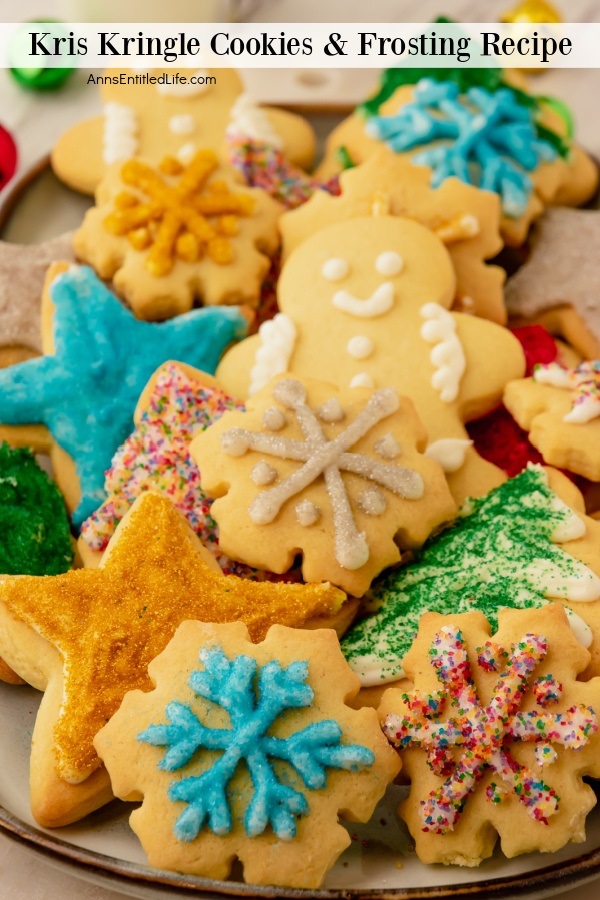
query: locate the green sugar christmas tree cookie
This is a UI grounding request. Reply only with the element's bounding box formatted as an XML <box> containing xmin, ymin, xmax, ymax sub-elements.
<box><xmin>342</xmin><ymin>466</ymin><xmax>600</xmax><ymax>685</ymax></box>
<box><xmin>0</xmin><ymin>442</ymin><xmax>73</xmax><ymax>575</ymax></box>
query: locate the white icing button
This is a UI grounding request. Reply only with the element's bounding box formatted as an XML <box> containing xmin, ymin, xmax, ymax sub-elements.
<box><xmin>346</xmin><ymin>335</ymin><xmax>374</xmax><ymax>360</ymax></box>
<box><xmin>318</xmin><ymin>398</ymin><xmax>345</xmax><ymax>423</ymax></box>
<box><xmin>357</xmin><ymin>489</ymin><xmax>387</xmax><ymax>516</ymax></box>
<box><xmin>251</xmin><ymin>461</ymin><xmax>277</xmax><ymax>486</ymax></box>
<box><xmin>374</xmin><ymin>433</ymin><xmax>401</xmax><ymax>459</ymax></box>
<box><xmin>322</xmin><ymin>258</ymin><xmax>349</xmax><ymax>282</ymax></box>
<box><xmin>295</xmin><ymin>499</ymin><xmax>321</xmax><ymax>527</ymax></box>
<box><xmin>177</xmin><ymin>142</ymin><xmax>197</xmax><ymax>164</ymax></box>
<box><xmin>221</xmin><ymin>429</ymin><xmax>250</xmax><ymax>456</ymax></box>
<box><xmin>262</xmin><ymin>407</ymin><xmax>286</xmax><ymax>431</ymax></box>
<box><xmin>349</xmin><ymin>373</ymin><xmax>375</xmax><ymax>389</ymax></box>
<box><xmin>375</xmin><ymin>251</ymin><xmax>403</xmax><ymax>276</ymax></box>
<box><xmin>169</xmin><ymin>114</ymin><xmax>196</xmax><ymax>135</ymax></box>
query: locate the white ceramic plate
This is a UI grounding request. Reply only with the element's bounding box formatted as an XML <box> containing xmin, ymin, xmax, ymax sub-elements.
<box><xmin>2</xmin><ymin>154</ymin><xmax>600</xmax><ymax>900</ymax></box>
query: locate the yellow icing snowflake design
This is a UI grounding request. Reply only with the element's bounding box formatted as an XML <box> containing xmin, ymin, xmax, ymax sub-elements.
<box><xmin>103</xmin><ymin>150</ymin><xmax>255</xmax><ymax>277</ymax></box>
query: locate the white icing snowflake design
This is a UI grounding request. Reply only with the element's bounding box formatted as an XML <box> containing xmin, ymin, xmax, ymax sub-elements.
<box><xmin>220</xmin><ymin>378</ymin><xmax>424</xmax><ymax>571</ymax></box>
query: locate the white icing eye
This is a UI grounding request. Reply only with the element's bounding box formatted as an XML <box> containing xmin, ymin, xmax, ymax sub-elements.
<box><xmin>375</xmin><ymin>251</ymin><xmax>403</xmax><ymax>277</ymax></box>
<box><xmin>322</xmin><ymin>258</ymin><xmax>349</xmax><ymax>282</ymax></box>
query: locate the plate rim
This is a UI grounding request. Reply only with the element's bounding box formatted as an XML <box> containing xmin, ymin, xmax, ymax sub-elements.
<box><xmin>2</xmin><ymin>799</ymin><xmax>600</xmax><ymax>900</ymax></box>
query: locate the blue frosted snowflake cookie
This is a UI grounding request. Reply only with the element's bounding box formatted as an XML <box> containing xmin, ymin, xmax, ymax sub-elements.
<box><xmin>94</xmin><ymin>621</ymin><xmax>400</xmax><ymax>889</ymax></box>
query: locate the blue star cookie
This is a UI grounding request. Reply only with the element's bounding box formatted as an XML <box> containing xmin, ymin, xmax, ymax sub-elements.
<box><xmin>0</xmin><ymin>266</ymin><xmax>247</xmax><ymax>526</ymax></box>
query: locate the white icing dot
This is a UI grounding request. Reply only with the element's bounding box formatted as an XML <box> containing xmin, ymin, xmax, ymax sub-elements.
<box><xmin>169</xmin><ymin>114</ymin><xmax>196</xmax><ymax>135</ymax></box>
<box><xmin>177</xmin><ymin>142</ymin><xmax>197</xmax><ymax>164</ymax></box>
<box><xmin>349</xmin><ymin>373</ymin><xmax>375</xmax><ymax>389</ymax></box>
<box><xmin>251</xmin><ymin>461</ymin><xmax>277</xmax><ymax>486</ymax></box>
<box><xmin>295</xmin><ymin>499</ymin><xmax>321</xmax><ymax>527</ymax></box>
<box><xmin>322</xmin><ymin>258</ymin><xmax>349</xmax><ymax>282</ymax></box>
<box><xmin>346</xmin><ymin>335</ymin><xmax>374</xmax><ymax>360</ymax></box>
<box><xmin>273</xmin><ymin>378</ymin><xmax>306</xmax><ymax>408</ymax></box>
<box><xmin>375</xmin><ymin>251</ymin><xmax>403</xmax><ymax>276</ymax></box>
<box><xmin>221</xmin><ymin>429</ymin><xmax>250</xmax><ymax>456</ymax></box>
<box><xmin>357</xmin><ymin>489</ymin><xmax>387</xmax><ymax>516</ymax></box>
<box><xmin>262</xmin><ymin>407</ymin><xmax>286</xmax><ymax>431</ymax></box>
<box><xmin>318</xmin><ymin>398</ymin><xmax>345</xmax><ymax>423</ymax></box>
<box><xmin>374</xmin><ymin>433</ymin><xmax>401</xmax><ymax>459</ymax></box>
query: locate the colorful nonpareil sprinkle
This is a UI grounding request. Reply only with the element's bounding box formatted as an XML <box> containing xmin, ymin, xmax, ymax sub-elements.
<box><xmin>383</xmin><ymin>625</ymin><xmax>597</xmax><ymax>833</ymax></box>
<box><xmin>533</xmin><ymin>360</ymin><xmax>600</xmax><ymax>424</ymax></box>
<box><xmin>80</xmin><ymin>363</ymin><xmax>250</xmax><ymax>573</ymax></box>
<box><xmin>227</xmin><ymin>135</ymin><xmax>340</xmax><ymax>209</ymax></box>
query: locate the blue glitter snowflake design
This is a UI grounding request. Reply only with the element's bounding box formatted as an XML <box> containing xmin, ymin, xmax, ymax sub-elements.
<box><xmin>138</xmin><ymin>645</ymin><xmax>374</xmax><ymax>842</ymax></box>
<box><xmin>365</xmin><ymin>79</ymin><xmax>558</xmax><ymax>217</ymax></box>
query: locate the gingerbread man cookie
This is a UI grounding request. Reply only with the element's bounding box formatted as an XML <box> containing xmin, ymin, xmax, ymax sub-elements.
<box><xmin>95</xmin><ymin>621</ymin><xmax>400</xmax><ymax>889</ymax></box>
<box><xmin>0</xmin><ymin>492</ymin><xmax>352</xmax><ymax>826</ymax></box>
<box><xmin>191</xmin><ymin>374</ymin><xmax>455</xmax><ymax>597</ymax></box>
<box><xmin>281</xmin><ymin>151</ymin><xmax>506</xmax><ymax>323</ymax></box>
<box><xmin>216</xmin><ymin>216</ymin><xmax>526</xmax><ymax>503</ymax></box>
<box><xmin>74</xmin><ymin>148</ymin><xmax>281</xmax><ymax>320</ymax></box>
<box><xmin>317</xmin><ymin>77</ymin><xmax>597</xmax><ymax>246</ymax></box>
<box><xmin>51</xmin><ymin>68</ymin><xmax>316</xmax><ymax>196</ymax></box>
<box><xmin>379</xmin><ymin>605</ymin><xmax>600</xmax><ymax>866</ymax></box>
<box><xmin>504</xmin><ymin>360</ymin><xmax>600</xmax><ymax>481</ymax></box>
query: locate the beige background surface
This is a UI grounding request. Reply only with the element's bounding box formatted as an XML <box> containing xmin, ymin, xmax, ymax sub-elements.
<box><xmin>1</xmin><ymin>0</ymin><xmax>600</xmax><ymax>896</ymax></box>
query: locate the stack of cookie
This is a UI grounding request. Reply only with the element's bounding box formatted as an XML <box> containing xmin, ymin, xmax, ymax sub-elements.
<box><xmin>1</xmin><ymin>63</ymin><xmax>600</xmax><ymax>889</ymax></box>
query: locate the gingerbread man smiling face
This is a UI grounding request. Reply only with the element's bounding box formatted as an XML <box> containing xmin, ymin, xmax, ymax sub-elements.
<box><xmin>217</xmin><ymin>216</ymin><xmax>526</xmax><ymax>502</ymax></box>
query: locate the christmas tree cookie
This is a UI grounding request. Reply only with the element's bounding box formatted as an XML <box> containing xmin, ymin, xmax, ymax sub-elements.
<box><xmin>342</xmin><ymin>466</ymin><xmax>600</xmax><ymax>685</ymax></box>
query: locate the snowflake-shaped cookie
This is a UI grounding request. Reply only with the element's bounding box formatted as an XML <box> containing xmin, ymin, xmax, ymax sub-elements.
<box><xmin>191</xmin><ymin>375</ymin><xmax>455</xmax><ymax>596</ymax></box>
<box><xmin>504</xmin><ymin>360</ymin><xmax>600</xmax><ymax>480</ymax></box>
<box><xmin>74</xmin><ymin>148</ymin><xmax>282</xmax><ymax>319</ymax></box>
<box><xmin>94</xmin><ymin>621</ymin><xmax>400</xmax><ymax>889</ymax></box>
<box><xmin>379</xmin><ymin>606</ymin><xmax>600</xmax><ymax>866</ymax></box>
<box><xmin>366</xmin><ymin>80</ymin><xmax>558</xmax><ymax>219</ymax></box>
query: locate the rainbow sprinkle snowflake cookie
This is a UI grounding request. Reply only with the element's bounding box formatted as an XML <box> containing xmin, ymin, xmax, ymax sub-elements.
<box><xmin>378</xmin><ymin>605</ymin><xmax>600</xmax><ymax>866</ymax></box>
<box><xmin>342</xmin><ymin>465</ymin><xmax>600</xmax><ymax>686</ymax></box>
<box><xmin>73</xmin><ymin>148</ymin><xmax>282</xmax><ymax>320</ymax></box>
<box><xmin>191</xmin><ymin>374</ymin><xmax>455</xmax><ymax>597</ymax></box>
<box><xmin>504</xmin><ymin>360</ymin><xmax>600</xmax><ymax>481</ymax></box>
<box><xmin>94</xmin><ymin>621</ymin><xmax>399</xmax><ymax>889</ymax></box>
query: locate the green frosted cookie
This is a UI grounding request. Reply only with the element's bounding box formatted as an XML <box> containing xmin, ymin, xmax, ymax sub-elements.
<box><xmin>0</xmin><ymin>442</ymin><xmax>73</xmax><ymax>575</ymax></box>
<box><xmin>342</xmin><ymin>465</ymin><xmax>600</xmax><ymax>685</ymax></box>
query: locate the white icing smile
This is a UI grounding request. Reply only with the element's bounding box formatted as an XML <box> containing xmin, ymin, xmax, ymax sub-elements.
<box><xmin>333</xmin><ymin>283</ymin><xmax>395</xmax><ymax>318</ymax></box>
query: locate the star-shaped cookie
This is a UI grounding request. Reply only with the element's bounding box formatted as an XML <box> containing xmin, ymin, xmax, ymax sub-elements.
<box><xmin>0</xmin><ymin>492</ymin><xmax>350</xmax><ymax>827</ymax></box>
<box><xmin>0</xmin><ymin>263</ymin><xmax>248</xmax><ymax>526</ymax></box>
<box><xmin>0</xmin><ymin>233</ymin><xmax>74</xmax><ymax>354</ymax></box>
<box><xmin>506</xmin><ymin>209</ymin><xmax>600</xmax><ymax>359</ymax></box>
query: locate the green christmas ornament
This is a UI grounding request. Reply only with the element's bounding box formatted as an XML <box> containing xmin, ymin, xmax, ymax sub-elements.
<box><xmin>9</xmin><ymin>20</ymin><xmax>74</xmax><ymax>91</ymax></box>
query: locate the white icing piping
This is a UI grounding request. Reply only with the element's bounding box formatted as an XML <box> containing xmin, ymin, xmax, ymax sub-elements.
<box><xmin>226</xmin><ymin>93</ymin><xmax>283</xmax><ymax>148</ymax></box>
<box><xmin>333</xmin><ymin>283</ymin><xmax>395</xmax><ymax>319</ymax></box>
<box><xmin>248</xmin><ymin>313</ymin><xmax>296</xmax><ymax>397</ymax></box>
<box><xmin>420</xmin><ymin>303</ymin><xmax>466</xmax><ymax>403</ymax></box>
<box><xmin>425</xmin><ymin>438</ymin><xmax>472</xmax><ymax>473</ymax></box>
<box><xmin>102</xmin><ymin>102</ymin><xmax>138</xmax><ymax>165</ymax></box>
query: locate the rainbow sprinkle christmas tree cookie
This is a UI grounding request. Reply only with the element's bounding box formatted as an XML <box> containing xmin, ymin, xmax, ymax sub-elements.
<box><xmin>342</xmin><ymin>466</ymin><xmax>600</xmax><ymax>685</ymax></box>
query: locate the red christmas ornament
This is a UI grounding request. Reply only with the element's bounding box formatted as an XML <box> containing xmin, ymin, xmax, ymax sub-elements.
<box><xmin>0</xmin><ymin>125</ymin><xmax>17</xmax><ymax>191</ymax></box>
